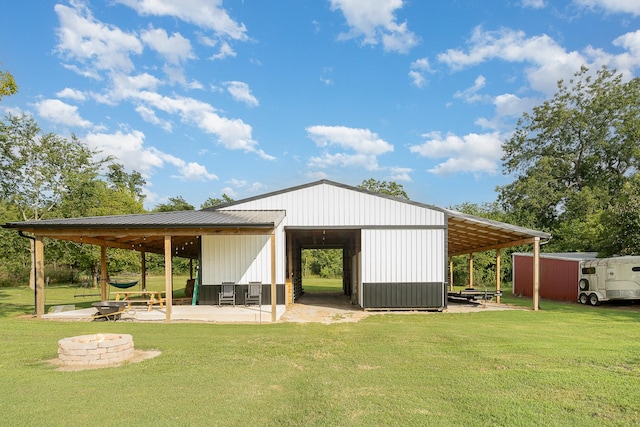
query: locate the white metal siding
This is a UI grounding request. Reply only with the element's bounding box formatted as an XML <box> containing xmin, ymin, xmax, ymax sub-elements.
<box><xmin>221</xmin><ymin>183</ymin><xmax>444</xmax><ymax>228</ymax></box>
<box><xmin>361</xmin><ymin>229</ymin><xmax>445</xmax><ymax>283</ymax></box>
<box><xmin>201</xmin><ymin>234</ymin><xmax>271</xmax><ymax>284</ymax></box>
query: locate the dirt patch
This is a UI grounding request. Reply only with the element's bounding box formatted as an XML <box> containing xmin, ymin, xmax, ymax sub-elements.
<box><xmin>280</xmin><ymin>292</ymin><xmax>525</xmax><ymax>324</ymax></box>
<box><xmin>280</xmin><ymin>292</ymin><xmax>369</xmax><ymax>324</ymax></box>
<box><xmin>48</xmin><ymin>349</ymin><xmax>161</xmax><ymax>371</ymax></box>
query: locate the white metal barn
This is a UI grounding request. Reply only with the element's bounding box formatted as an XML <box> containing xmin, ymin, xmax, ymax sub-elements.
<box><xmin>3</xmin><ymin>179</ymin><xmax>552</xmax><ymax>320</ymax></box>
<box><xmin>201</xmin><ymin>179</ymin><xmax>448</xmax><ymax>310</ymax></box>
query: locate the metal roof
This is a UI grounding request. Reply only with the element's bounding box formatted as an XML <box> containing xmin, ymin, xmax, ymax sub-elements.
<box><xmin>3</xmin><ymin>180</ymin><xmax>552</xmax><ymax>257</ymax></box>
<box><xmin>212</xmin><ymin>179</ymin><xmax>552</xmax><ymax>256</ymax></box>
<box><xmin>4</xmin><ymin>210</ymin><xmax>286</xmax><ymax>229</ymax></box>
<box><xmin>443</xmin><ymin>208</ymin><xmax>552</xmax><ymax>256</ymax></box>
<box><xmin>3</xmin><ymin>210</ymin><xmax>286</xmax><ymax>259</ymax></box>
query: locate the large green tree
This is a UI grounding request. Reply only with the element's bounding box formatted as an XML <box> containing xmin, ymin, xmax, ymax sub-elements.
<box><xmin>498</xmin><ymin>66</ymin><xmax>640</xmax><ymax>254</ymax></box>
<box><xmin>358</xmin><ymin>178</ymin><xmax>409</xmax><ymax>199</ymax></box>
<box><xmin>0</xmin><ymin>65</ymin><xmax>17</xmax><ymax>100</ymax></box>
<box><xmin>153</xmin><ymin>196</ymin><xmax>194</xmax><ymax>212</ymax></box>
<box><xmin>0</xmin><ymin>114</ymin><xmax>106</xmax><ymax>287</ymax></box>
<box><xmin>201</xmin><ymin>194</ymin><xmax>234</xmax><ymax>209</ymax></box>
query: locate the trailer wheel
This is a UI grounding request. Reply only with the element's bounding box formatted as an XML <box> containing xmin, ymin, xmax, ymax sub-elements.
<box><xmin>579</xmin><ymin>293</ymin><xmax>588</xmax><ymax>304</ymax></box>
<box><xmin>589</xmin><ymin>293</ymin><xmax>600</xmax><ymax>306</ymax></box>
<box><xmin>578</xmin><ymin>279</ymin><xmax>589</xmax><ymax>291</ymax></box>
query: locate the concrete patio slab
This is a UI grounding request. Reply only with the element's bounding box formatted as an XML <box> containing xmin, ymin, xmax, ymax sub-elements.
<box><xmin>43</xmin><ymin>304</ymin><xmax>286</xmax><ymax>323</ymax></box>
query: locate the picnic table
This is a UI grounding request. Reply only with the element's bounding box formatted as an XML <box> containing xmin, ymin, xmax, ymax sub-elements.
<box><xmin>114</xmin><ymin>290</ymin><xmax>165</xmax><ymax>311</ymax></box>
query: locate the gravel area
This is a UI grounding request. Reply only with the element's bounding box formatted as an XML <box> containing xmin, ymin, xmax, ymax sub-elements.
<box><xmin>280</xmin><ymin>292</ymin><xmax>524</xmax><ymax>324</ymax></box>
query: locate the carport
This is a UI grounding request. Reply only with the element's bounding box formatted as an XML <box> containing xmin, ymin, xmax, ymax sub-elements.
<box><xmin>444</xmin><ymin>209</ymin><xmax>551</xmax><ymax>310</ymax></box>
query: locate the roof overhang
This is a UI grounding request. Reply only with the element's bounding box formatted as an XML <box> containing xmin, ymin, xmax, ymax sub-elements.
<box><xmin>3</xmin><ymin>210</ymin><xmax>286</xmax><ymax>258</ymax></box>
<box><xmin>444</xmin><ymin>209</ymin><xmax>551</xmax><ymax>256</ymax></box>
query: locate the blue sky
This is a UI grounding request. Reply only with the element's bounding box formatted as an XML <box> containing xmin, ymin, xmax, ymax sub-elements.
<box><xmin>1</xmin><ymin>0</ymin><xmax>639</xmax><ymax>210</ymax></box>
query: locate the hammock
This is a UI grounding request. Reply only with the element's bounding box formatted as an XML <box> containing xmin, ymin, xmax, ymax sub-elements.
<box><xmin>108</xmin><ymin>280</ymin><xmax>139</xmax><ymax>289</ymax></box>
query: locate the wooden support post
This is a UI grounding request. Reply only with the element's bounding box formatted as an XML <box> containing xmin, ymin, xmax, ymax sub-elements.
<box><xmin>496</xmin><ymin>249</ymin><xmax>501</xmax><ymax>304</ymax></box>
<box><xmin>449</xmin><ymin>257</ymin><xmax>454</xmax><ymax>291</ymax></box>
<box><xmin>271</xmin><ymin>232</ymin><xmax>277</xmax><ymax>322</ymax></box>
<box><xmin>35</xmin><ymin>236</ymin><xmax>45</xmax><ymax>318</ymax></box>
<box><xmin>533</xmin><ymin>237</ymin><xmax>540</xmax><ymax>311</ymax></box>
<box><xmin>165</xmin><ymin>235</ymin><xmax>172</xmax><ymax>321</ymax></box>
<box><xmin>101</xmin><ymin>246</ymin><xmax>107</xmax><ymax>301</ymax></box>
<box><xmin>468</xmin><ymin>253</ymin><xmax>474</xmax><ymax>288</ymax></box>
<box><xmin>141</xmin><ymin>251</ymin><xmax>147</xmax><ymax>291</ymax></box>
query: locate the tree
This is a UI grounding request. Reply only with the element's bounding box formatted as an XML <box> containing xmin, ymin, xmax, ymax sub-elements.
<box><xmin>358</xmin><ymin>178</ymin><xmax>409</xmax><ymax>199</ymax></box>
<box><xmin>201</xmin><ymin>194</ymin><xmax>234</xmax><ymax>209</ymax></box>
<box><xmin>0</xmin><ymin>114</ymin><xmax>106</xmax><ymax>287</ymax></box>
<box><xmin>498</xmin><ymin>66</ymin><xmax>640</xmax><ymax>253</ymax></box>
<box><xmin>598</xmin><ymin>176</ymin><xmax>640</xmax><ymax>256</ymax></box>
<box><xmin>106</xmin><ymin>163</ymin><xmax>146</xmax><ymax>203</ymax></box>
<box><xmin>153</xmin><ymin>196</ymin><xmax>194</xmax><ymax>212</ymax></box>
<box><xmin>0</xmin><ymin>65</ymin><xmax>17</xmax><ymax>100</ymax></box>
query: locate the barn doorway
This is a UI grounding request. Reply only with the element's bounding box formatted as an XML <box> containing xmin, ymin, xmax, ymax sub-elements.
<box><xmin>286</xmin><ymin>228</ymin><xmax>360</xmax><ymax>307</ymax></box>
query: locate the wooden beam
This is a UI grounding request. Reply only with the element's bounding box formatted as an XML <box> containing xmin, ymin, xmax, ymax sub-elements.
<box><xmin>165</xmin><ymin>235</ymin><xmax>172</xmax><ymax>321</ymax></box>
<box><xmin>533</xmin><ymin>237</ymin><xmax>540</xmax><ymax>311</ymax></box>
<box><xmin>469</xmin><ymin>253</ymin><xmax>474</xmax><ymax>288</ymax></box>
<box><xmin>449</xmin><ymin>237</ymin><xmax>537</xmax><ymax>257</ymax></box>
<box><xmin>271</xmin><ymin>232</ymin><xmax>276</xmax><ymax>322</ymax></box>
<box><xmin>496</xmin><ymin>249</ymin><xmax>501</xmax><ymax>304</ymax></box>
<box><xmin>449</xmin><ymin>257</ymin><xmax>454</xmax><ymax>291</ymax></box>
<box><xmin>141</xmin><ymin>251</ymin><xmax>147</xmax><ymax>291</ymax></box>
<box><xmin>35</xmin><ymin>236</ymin><xmax>45</xmax><ymax>318</ymax></box>
<box><xmin>100</xmin><ymin>246</ymin><xmax>107</xmax><ymax>301</ymax></box>
<box><xmin>17</xmin><ymin>227</ymin><xmax>276</xmax><ymax>237</ymax></box>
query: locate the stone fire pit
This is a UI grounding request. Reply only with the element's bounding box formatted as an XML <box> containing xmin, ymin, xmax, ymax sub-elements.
<box><xmin>57</xmin><ymin>333</ymin><xmax>134</xmax><ymax>367</ymax></box>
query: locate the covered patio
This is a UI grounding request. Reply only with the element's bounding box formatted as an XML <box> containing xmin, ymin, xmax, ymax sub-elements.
<box><xmin>4</xmin><ymin>210</ymin><xmax>285</xmax><ymax>321</ymax></box>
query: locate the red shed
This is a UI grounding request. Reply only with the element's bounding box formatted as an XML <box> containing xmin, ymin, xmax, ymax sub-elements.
<box><xmin>512</xmin><ymin>253</ymin><xmax>597</xmax><ymax>302</ymax></box>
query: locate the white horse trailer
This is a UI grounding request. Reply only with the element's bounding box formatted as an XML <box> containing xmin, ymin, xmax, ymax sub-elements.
<box><xmin>578</xmin><ymin>256</ymin><xmax>640</xmax><ymax>305</ymax></box>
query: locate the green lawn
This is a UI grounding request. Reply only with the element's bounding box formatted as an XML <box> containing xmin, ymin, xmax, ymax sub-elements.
<box><xmin>1</xmin><ymin>279</ymin><xmax>639</xmax><ymax>426</ymax></box>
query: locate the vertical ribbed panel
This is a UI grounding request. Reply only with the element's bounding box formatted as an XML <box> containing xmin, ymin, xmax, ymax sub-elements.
<box><xmin>363</xmin><ymin>282</ymin><xmax>444</xmax><ymax>309</ymax></box>
<box><xmin>201</xmin><ymin>235</ymin><xmax>271</xmax><ymax>284</ymax></box>
<box><xmin>222</xmin><ymin>182</ymin><xmax>445</xmax><ymax>227</ymax></box>
<box><xmin>361</xmin><ymin>229</ymin><xmax>445</xmax><ymax>283</ymax></box>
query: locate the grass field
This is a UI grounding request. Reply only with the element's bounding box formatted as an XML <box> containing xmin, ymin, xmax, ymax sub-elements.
<box><xmin>1</xmin><ymin>278</ymin><xmax>639</xmax><ymax>426</ymax></box>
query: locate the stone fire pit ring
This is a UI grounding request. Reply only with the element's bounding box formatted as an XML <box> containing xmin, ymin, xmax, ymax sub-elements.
<box><xmin>58</xmin><ymin>333</ymin><xmax>134</xmax><ymax>367</ymax></box>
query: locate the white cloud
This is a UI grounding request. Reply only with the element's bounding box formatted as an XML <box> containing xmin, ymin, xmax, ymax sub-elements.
<box><xmin>306</xmin><ymin>125</ymin><xmax>394</xmax><ymax>171</ymax></box>
<box><xmin>131</xmin><ymin>90</ymin><xmax>273</xmax><ymax>159</ymax></box>
<box><xmin>209</xmin><ymin>41</ymin><xmax>237</xmax><ymax>60</ymax></box>
<box><xmin>140</xmin><ymin>26</ymin><xmax>194</xmax><ymax>64</ymax></box>
<box><xmin>454</xmin><ymin>75</ymin><xmax>488</xmax><ymax>103</ymax></box>
<box><xmin>409</xmin><ymin>57</ymin><xmax>432</xmax><ymax>87</ymax></box>
<box><xmin>575</xmin><ymin>0</ymin><xmax>640</xmax><ymax>15</ymax></box>
<box><xmin>82</xmin><ymin>129</ymin><xmax>216</xmax><ymax>181</ymax></box>
<box><xmin>56</xmin><ymin>87</ymin><xmax>87</xmax><ymax>101</ymax></box>
<box><xmin>388</xmin><ymin>167</ymin><xmax>412</xmax><ymax>182</ymax></box>
<box><xmin>409</xmin><ymin>131</ymin><xmax>503</xmax><ymax>176</ymax></box>
<box><xmin>522</xmin><ymin>0</ymin><xmax>546</xmax><ymax>9</ymax></box>
<box><xmin>115</xmin><ymin>0</ymin><xmax>248</xmax><ymax>40</ymax></box>
<box><xmin>55</xmin><ymin>3</ymin><xmax>143</xmax><ymax>76</ymax></box>
<box><xmin>35</xmin><ymin>99</ymin><xmax>92</xmax><ymax>128</ymax></box>
<box><xmin>224</xmin><ymin>81</ymin><xmax>259</xmax><ymax>107</ymax></box>
<box><xmin>330</xmin><ymin>0</ymin><xmax>418</xmax><ymax>53</ymax></box>
<box><xmin>438</xmin><ymin>26</ymin><xmax>592</xmax><ymax>95</ymax></box>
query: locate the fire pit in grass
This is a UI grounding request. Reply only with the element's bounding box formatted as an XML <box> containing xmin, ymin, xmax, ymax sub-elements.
<box><xmin>58</xmin><ymin>333</ymin><xmax>134</xmax><ymax>367</ymax></box>
<box><xmin>92</xmin><ymin>301</ymin><xmax>128</xmax><ymax>321</ymax></box>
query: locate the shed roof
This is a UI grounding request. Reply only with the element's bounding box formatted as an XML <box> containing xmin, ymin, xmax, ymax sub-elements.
<box><xmin>3</xmin><ymin>210</ymin><xmax>285</xmax><ymax>258</ymax></box>
<box><xmin>212</xmin><ymin>179</ymin><xmax>551</xmax><ymax>255</ymax></box>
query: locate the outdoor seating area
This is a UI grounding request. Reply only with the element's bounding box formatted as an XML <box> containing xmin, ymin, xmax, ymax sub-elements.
<box><xmin>114</xmin><ymin>290</ymin><xmax>165</xmax><ymax>311</ymax></box>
